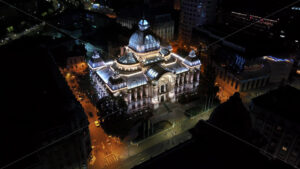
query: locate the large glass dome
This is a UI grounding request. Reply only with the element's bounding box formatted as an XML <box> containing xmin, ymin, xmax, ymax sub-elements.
<box><xmin>128</xmin><ymin>19</ymin><xmax>160</xmax><ymax>53</ymax></box>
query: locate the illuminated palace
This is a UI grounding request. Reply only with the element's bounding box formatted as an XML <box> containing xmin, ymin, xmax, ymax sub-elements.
<box><xmin>88</xmin><ymin>19</ymin><xmax>201</xmax><ymax>112</ymax></box>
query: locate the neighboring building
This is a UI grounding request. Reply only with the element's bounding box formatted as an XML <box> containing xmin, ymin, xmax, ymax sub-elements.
<box><xmin>209</xmin><ymin>93</ymin><xmax>252</xmax><ymax>139</ymax></box>
<box><xmin>215</xmin><ymin>59</ymin><xmax>270</xmax><ymax>92</ymax></box>
<box><xmin>221</xmin><ymin>11</ymin><xmax>278</xmax><ymax>33</ymax></box>
<box><xmin>193</xmin><ymin>0</ymin><xmax>300</xmax><ymax>53</ymax></box>
<box><xmin>213</xmin><ymin>48</ymin><xmax>271</xmax><ymax>101</ymax></box>
<box><xmin>1</xmin><ymin>37</ymin><xmax>91</xmax><ymax>169</ymax></box>
<box><xmin>144</xmin><ymin>0</ymin><xmax>174</xmax><ymax>9</ymax></box>
<box><xmin>179</xmin><ymin>0</ymin><xmax>218</xmax><ymax>42</ymax></box>
<box><xmin>193</xmin><ymin>24</ymin><xmax>279</xmax><ymax>54</ymax></box>
<box><xmin>263</xmin><ymin>55</ymin><xmax>294</xmax><ymax>84</ymax></box>
<box><xmin>192</xmin><ymin>7</ymin><xmax>283</xmax><ymax>54</ymax></box>
<box><xmin>61</xmin><ymin>0</ymin><xmax>82</xmax><ymax>7</ymax></box>
<box><xmin>214</xmin><ymin>53</ymin><xmax>294</xmax><ymax>102</ymax></box>
<box><xmin>250</xmin><ymin>86</ymin><xmax>300</xmax><ymax>168</ymax></box>
<box><xmin>174</xmin><ymin>0</ymin><xmax>180</xmax><ymax>10</ymax></box>
<box><xmin>117</xmin><ymin>12</ymin><xmax>175</xmax><ymax>41</ymax></box>
<box><xmin>133</xmin><ymin>120</ymin><xmax>293</xmax><ymax>169</ymax></box>
<box><xmin>88</xmin><ymin>19</ymin><xmax>201</xmax><ymax>112</ymax></box>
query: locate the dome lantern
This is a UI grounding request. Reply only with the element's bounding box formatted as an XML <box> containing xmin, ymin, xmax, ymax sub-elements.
<box><xmin>138</xmin><ymin>19</ymin><xmax>150</xmax><ymax>31</ymax></box>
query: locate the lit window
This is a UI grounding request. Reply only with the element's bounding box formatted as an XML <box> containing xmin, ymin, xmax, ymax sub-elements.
<box><xmin>282</xmin><ymin>146</ymin><xmax>288</xmax><ymax>151</ymax></box>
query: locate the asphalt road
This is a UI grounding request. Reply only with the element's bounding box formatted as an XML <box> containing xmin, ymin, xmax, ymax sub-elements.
<box><xmin>118</xmin><ymin>131</ymin><xmax>192</xmax><ymax>169</ymax></box>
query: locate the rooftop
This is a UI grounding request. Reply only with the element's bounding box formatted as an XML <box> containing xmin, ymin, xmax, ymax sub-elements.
<box><xmin>252</xmin><ymin>85</ymin><xmax>300</xmax><ymax>123</ymax></box>
<box><xmin>146</xmin><ymin>65</ymin><xmax>168</xmax><ymax>80</ymax></box>
<box><xmin>134</xmin><ymin>120</ymin><xmax>292</xmax><ymax>169</ymax></box>
<box><xmin>1</xmin><ymin>36</ymin><xmax>88</xmax><ymax>168</ymax></box>
<box><xmin>117</xmin><ymin>52</ymin><xmax>138</xmax><ymax>65</ymax></box>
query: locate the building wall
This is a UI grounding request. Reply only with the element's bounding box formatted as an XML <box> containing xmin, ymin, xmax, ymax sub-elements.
<box><xmin>215</xmin><ymin>65</ymin><xmax>269</xmax><ymax>102</ymax></box>
<box><xmin>91</xmin><ymin>67</ymin><xmax>201</xmax><ymax>112</ymax></box>
<box><xmin>39</xmin><ymin>129</ymin><xmax>91</xmax><ymax>169</ymax></box>
<box><xmin>179</xmin><ymin>0</ymin><xmax>217</xmax><ymax>42</ymax></box>
<box><xmin>116</xmin><ymin>17</ymin><xmax>175</xmax><ymax>41</ymax></box>
<box><xmin>152</xmin><ymin>22</ymin><xmax>175</xmax><ymax>41</ymax></box>
<box><xmin>124</xmin><ymin>69</ymin><xmax>200</xmax><ymax>111</ymax></box>
<box><xmin>250</xmin><ymin>105</ymin><xmax>300</xmax><ymax>168</ymax></box>
<box><xmin>267</xmin><ymin>60</ymin><xmax>293</xmax><ymax>84</ymax></box>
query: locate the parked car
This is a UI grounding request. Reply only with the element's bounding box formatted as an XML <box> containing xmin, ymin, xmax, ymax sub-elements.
<box><xmin>94</xmin><ymin>120</ymin><xmax>100</xmax><ymax>127</ymax></box>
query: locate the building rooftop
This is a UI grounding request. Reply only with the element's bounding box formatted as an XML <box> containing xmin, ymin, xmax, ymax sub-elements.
<box><xmin>96</xmin><ymin>67</ymin><xmax>115</xmax><ymax>84</ymax></box>
<box><xmin>236</xmin><ymin>63</ymin><xmax>271</xmax><ymax>80</ymax></box>
<box><xmin>194</xmin><ymin>24</ymin><xmax>284</xmax><ymax>55</ymax></box>
<box><xmin>128</xmin><ymin>30</ymin><xmax>160</xmax><ymax>53</ymax></box>
<box><xmin>252</xmin><ymin>85</ymin><xmax>300</xmax><ymax>123</ymax></box>
<box><xmin>1</xmin><ymin>36</ymin><xmax>88</xmax><ymax>168</ymax></box>
<box><xmin>134</xmin><ymin>120</ymin><xmax>293</xmax><ymax>169</ymax></box>
<box><xmin>117</xmin><ymin>52</ymin><xmax>138</xmax><ymax>65</ymax></box>
<box><xmin>146</xmin><ymin>64</ymin><xmax>168</xmax><ymax>80</ymax></box>
<box><xmin>209</xmin><ymin>93</ymin><xmax>252</xmax><ymax>139</ymax></box>
<box><xmin>126</xmin><ymin>73</ymin><xmax>148</xmax><ymax>89</ymax></box>
<box><xmin>163</xmin><ymin>61</ymin><xmax>189</xmax><ymax>74</ymax></box>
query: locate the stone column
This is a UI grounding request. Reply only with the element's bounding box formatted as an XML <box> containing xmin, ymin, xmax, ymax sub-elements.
<box><xmin>134</xmin><ymin>88</ymin><xmax>137</xmax><ymax>101</ymax></box>
<box><xmin>145</xmin><ymin>85</ymin><xmax>149</xmax><ymax>97</ymax></box>
<box><xmin>186</xmin><ymin>72</ymin><xmax>190</xmax><ymax>84</ymax></box>
<box><xmin>197</xmin><ymin>71</ymin><xmax>200</xmax><ymax>82</ymax></box>
<box><xmin>190</xmin><ymin>71</ymin><xmax>194</xmax><ymax>83</ymax></box>
<box><xmin>181</xmin><ymin>74</ymin><xmax>185</xmax><ymax>92</ymax></box>
<box><xmin>169</xmin><ymin>82</ymin><xmax>176</xmax><ymax>103</ymax></box>
<box><xmin>140</xmin><ymin>87</ymin><xmax>143</xmax><ymax>107</ymax></box>
<box><xmin>153</xmin><ymin>84</ymin><xmax>159</xmax><ymax>109</ymax></box>
<box><xmin>145</xmin><ymin>85</ymin><xmax>149</xmax><ymax>104</ymax></box>
<box><xmin>140</xmin><ymin>87</ymin><xmax>143</xmax><ymax>98</ymax></box>
<box><xmin>128</xmin><ymin>90</ymin><xmax>132</xmax><ymax>103</ymax></box>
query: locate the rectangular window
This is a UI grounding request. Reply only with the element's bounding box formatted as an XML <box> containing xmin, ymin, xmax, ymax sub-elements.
<box><xmin>235</xmin><ymin>82</ymin><xmax>239</xmax><ymax>90</ymax></box>
<box><xmin>161</xmin><ymin>85</ymin><xmax>164</xmax><ymax>93</ymax></box>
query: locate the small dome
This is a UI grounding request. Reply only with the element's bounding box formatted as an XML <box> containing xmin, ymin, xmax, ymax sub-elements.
<box><xmin>92</xmin><ymin>51</ymin><xmax>100</xmax><ymax>59</ymax></box>
<box><xmin>184</xmin><ymin>50</ymin><xmax>201</xmax><ymax>66</ymax></box>
<box><xmin>117</xmin><ymin>53</ymin><xmax>138</xmax><ymax>64</ymax></box>
<box><xmin>189</xmin><ymin>50</ymin><xmax>196</xmax><ymax>58</ymax></box>
<box><xmin>138</xmin><ymin>19</ymin><xmax>150</xmax><ymax>31</ymax></box>
<box><xmin>160</xmin><ymin>48</ymin><xmax>170</xmax><ymax>56</ymax></box>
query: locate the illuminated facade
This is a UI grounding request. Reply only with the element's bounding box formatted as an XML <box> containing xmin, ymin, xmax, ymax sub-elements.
<box><xmin>214</xmin><ymin>54</ymin><xmax>294</xmax><ymax>102</ymax></box>
<box><xmin>89</xmin><ymin>19</ymin><xmax>201</xmax><ymax>112</ymax></box>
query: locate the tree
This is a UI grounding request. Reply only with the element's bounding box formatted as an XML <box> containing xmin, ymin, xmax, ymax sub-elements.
<box><xmin>96</xmin><ymin>96</ymin><xmax>141</xmax><ymax>139</ymax></box>
<box><xmin>96</xmin><ymin>96</ymin><xmax>127</xmax><ymax>117</ymax></box>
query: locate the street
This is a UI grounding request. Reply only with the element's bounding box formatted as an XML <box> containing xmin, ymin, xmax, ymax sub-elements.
<box><xmin>61</xmin><ymin>63</ymin><xmax>212</xmax><ymax>169</ymax></box>
<box><xmin>61</xmin><ymin>67</ymin><xmax>126</xmax><ymax>169</ymax></box>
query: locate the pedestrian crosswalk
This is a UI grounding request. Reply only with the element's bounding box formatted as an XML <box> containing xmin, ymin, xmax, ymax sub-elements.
<box><xmin>104</xmin><ymin>153</ymin><xmax>118</xmax><ymax>167</ymax></box>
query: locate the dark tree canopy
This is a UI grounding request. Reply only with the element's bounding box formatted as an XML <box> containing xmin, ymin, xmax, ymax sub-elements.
<box><xmin>96</xmin><ymin>96</ymin><xmax>138</xmax><ymax>139</ymax></box>
<box><xmin>96</xmin><ymin>96</ymin><xmax>127</xmax><ymax>117</ymax></box>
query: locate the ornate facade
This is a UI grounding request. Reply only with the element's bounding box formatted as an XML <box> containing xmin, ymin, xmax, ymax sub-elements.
<box><xmin>89</xmin><ymin>19</ymin><xmax>201</xmax><ymax>112</ymax></box>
